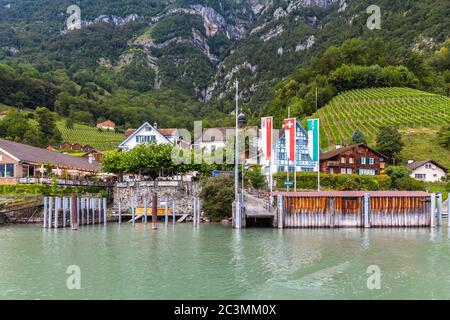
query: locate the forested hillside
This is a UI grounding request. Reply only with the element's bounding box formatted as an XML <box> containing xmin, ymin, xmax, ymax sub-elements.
<box><xmin>0</xmin><ymin>0</ymin><xmax>448</xmax><ymax>132</ymax></box>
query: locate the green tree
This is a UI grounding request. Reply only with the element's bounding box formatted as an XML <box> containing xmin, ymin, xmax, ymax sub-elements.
<box><xmin>36</xmin><ymin>107</ymin><xmax>62</xmax><ymax>147</ymax></box>
<box><xmin>65</xmin><ymin>117</ymin><xmax>74</xmax><ymax>129</ymax></box>
<box><xmin>246</xmin><ymin>165</ymin><xmax>267</xmax><ymax>190</ymax></box>
<box><xmin>376</xmin><ymin>126</ymin><xmax>404</xmax><ymax>164</ymax></box>
<box><xmin>437</xmin><ymin>125</ymin><xmax>450</xmax><ymax>149</ymax></box>
<box><xmin>351</xmin><ymin>129</ymin><xmax>367</xmax><ymax>145</ymax></box>
<box><xmin>200</xmin><ymin>175</ymin><xmax>234</xmax><ymax>222</ymax></box>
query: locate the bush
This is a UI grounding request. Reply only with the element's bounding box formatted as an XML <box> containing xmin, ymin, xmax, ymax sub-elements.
<box><xmin>395</xmin><ymin>177</ymin><xmax>425</xmax><ymax>191</ymax></box>
<box><xmin>274</xmin><ymin>172</ymin><xmax>392</xmax><ymax>191</ymax></box>
<box><xmin>0</xmin><ymin>184</ymin><xmax>107</xmax><ymax>196</ymax></box>
<box><xmin>200</xmin><ymin>175</ymin><xmax>234</xmax><ymax>222</ymax></box>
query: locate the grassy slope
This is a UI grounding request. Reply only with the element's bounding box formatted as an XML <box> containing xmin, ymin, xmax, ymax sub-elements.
<box><xmin>56</xmin><ymin>121</ymin><xmax>124</xmax><ymax>151</ymax></box>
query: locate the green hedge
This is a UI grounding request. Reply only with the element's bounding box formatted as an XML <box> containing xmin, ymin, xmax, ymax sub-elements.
<box><xmin>275</xmin><ymin>172</ymin><xmax>392</xmax><ymax>191</ymax></box>
<box><xmin>0</xmin><ymin>184</ymin><xmax>108</xmax><ymax>197</ymax></box>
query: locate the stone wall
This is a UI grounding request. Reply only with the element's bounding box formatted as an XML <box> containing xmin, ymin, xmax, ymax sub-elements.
<box><xmin>113</xmin><ymin>181</ymin><xmax>200</xmax><ymax>216</ymax></box>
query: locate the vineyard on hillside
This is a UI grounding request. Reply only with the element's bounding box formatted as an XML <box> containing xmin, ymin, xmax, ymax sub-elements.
<box><xmin>311</xmin><ymin>88</ymin><xmax>450</xmax><ymax>148</ymax></box>
<box><xmin>57</xmin><ymin>122</ymin><xmax>124</xmax><ymax>151</ymax></box>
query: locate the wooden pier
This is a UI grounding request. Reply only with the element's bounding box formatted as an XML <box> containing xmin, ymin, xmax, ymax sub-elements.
<box><xmin>273</xmin><ymin>191</ymin><xmax>438</xmax><ymax>228</ymax></box>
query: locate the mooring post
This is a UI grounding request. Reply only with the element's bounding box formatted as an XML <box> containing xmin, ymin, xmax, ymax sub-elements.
<box><xmin>86</xmin><ymin>197</ymin><xmax>90</xmax><ymax>225</ymax></box>
<box><xmin>277</xmin><ymin>195</ymin><xmax>284</xmax><ymax>229</ymax></box>
<box><xmin>54</xmin><ymin>197</ymin><xmax>60</xmax><ymax>228</ymax></box>
<box><xmin>48</xmin><ymin>197</ymin><xmax>53</xmax><ymax>228</ymax></box>
<box><xmin>143</xmin><ymin>198</ymin><xmax>148</xmax><ymax>225</ymax></box>
<box><xmin>92</xmin><ymin>198</ymin><xmax>96</xmax><ymax>225</ymax></box>
<box><xmin>430</xmin><ymin>193</ymin><xmax>436</xmax><ymax>228</ymax></box>
<box><xmin>437</xmin><ymin>193</ymin><xmax>443</xmax><ymax>227</ymax></box>
<box><xmin>71</xmin><ymin>195</ymin><xmax>78</xmax><ymax>230</ymax></box>
<box><xmin>197</xmin><ymin>197</ymin><xmax>201</xmax><ymax>225</ymax></box>
<box><xmin>131</xmin><ymin>197</ymin><xmax>136</xmax><ymax>226</ymax></box>
<box><xmin>98</xmin><ymin>198</ymin><xmax>102</xmax><ymax>224</ymax></box>
<box><xmin>165</xmin><ymin>197</ymin><xmax>168</xmax><ymax>226</ymax></box>
<box><xmin>63</xmin><ymin>197</ymin><xmax>67</xmax><ymax>228</ymax></box>
<box><xmin>152</xmin><ymin>193</ymin><xmax>158</xmax><ymax>230</ymax></box>
<box><xmin>81</xmin><ymin>198</ymin><xmax>85</xmax><ymax>225</ymax></box>
<box><xmin>43</xmin><ymin>197</ymin><xmax>48</xmax><ymax>229</ymax></box>
<box><xmin>76</xmin><ymin>197</ymin><xmax>80</xmax><ymax>227</ymax></box>
<box><xmin>172</xmin><ymin>199</ymin><xmax>175</xmax><ymax>224</ymax></box>
<box><xmin>364</xmin><ymin>193</ymin><xmax>371</xmax><ymax>228</ymax></box>
<box><xmin>193</xmin><ymin>197</ymin><xmax>197</xmax><ymax>226</ymax></box>
<box><xmin>103</xmin><ymin>198</ymin><xmax>107</xmax><ymax>226</ymax></box>
<box><xmin>69</xmin><ymin>197</ymin><xmax>73</xmax><ymax>228</ymax></box>
<box><xmin>118</xmin><ymin>201</ymin><xmax>122</xmax><ymax>224</ymax></box>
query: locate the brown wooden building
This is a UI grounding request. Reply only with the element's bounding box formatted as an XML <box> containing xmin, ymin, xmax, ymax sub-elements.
<box><xmin>320</xmin><ymin>144</ymin><xmax>387</xmax><ymax>175</ymax></box>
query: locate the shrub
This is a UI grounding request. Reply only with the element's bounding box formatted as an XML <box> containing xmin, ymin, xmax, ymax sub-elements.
<box><xmin>200</xmin><ymin>175</ymin><xmax>234</xmax><ymax>222</ymax></box>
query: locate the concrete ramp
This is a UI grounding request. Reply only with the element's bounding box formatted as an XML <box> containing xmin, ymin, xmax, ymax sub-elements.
<box><xmin>244</xmin><ymin>193</ymin><xmax>275</xmax><ymax>218</ymax></box>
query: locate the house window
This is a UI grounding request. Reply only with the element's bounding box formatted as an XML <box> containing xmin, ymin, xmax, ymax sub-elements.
<box><xmin>346</xmin><ymin>168</ymin><xmax>352</xmax><ymax>174</ymax></box>
<box><xmin>341</xmin><ymin>157</ymin><xmax>346</xmax><ymax>164</ymax></box>
<box><xmin>349</xmin><ymin>157</ymin><xmax>354</xmax><ymax>164</ymax></box>
<box><xmin>415</xmin><ymin>174</ymin><xmax>426</xmax><ymax>180</ymax></box>
<box><xmin>340</xmin><ymin>168</ymin><xmax>347</xmax><ymax>174</ymax></box>
<box><xmin>329</xmin><ymin>168</ymin><xmax>334</xmax><ymax>174</ymax></box>
<box><xmin>0</xmin><ymin>164</ymin><xmax>14</xmax><ymax>178</ymax></box>
<box><xmin>136</xmin><ymin>135</ymin><xmax>156</xmax><ymax>143</ymax></box>
<box><xmin>368</xmin><ymin>158</ymin><xmax>375</xmax><ymax>165</ymax></box>
<box><xmin>360</xmin><ymin>157</ymin><xmax>366</xmax><ymax>165</ymax></box>
<box><xmin>359</xmin><ymin>169</ymin><xmax>376</xmax><ymax>175</ymax></box>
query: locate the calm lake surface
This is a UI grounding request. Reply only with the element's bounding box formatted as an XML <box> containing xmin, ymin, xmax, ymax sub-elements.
<box><xmin>1</xmin><ymin>223</ymin><xmax>449</xmax><ymax>300</ymax></box>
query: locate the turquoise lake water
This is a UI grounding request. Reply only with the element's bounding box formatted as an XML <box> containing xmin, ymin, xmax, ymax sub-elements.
<box><xmin>0</xmin><ymin>223</ymin><xmax>449</xmax><ymax>299</ymax></box>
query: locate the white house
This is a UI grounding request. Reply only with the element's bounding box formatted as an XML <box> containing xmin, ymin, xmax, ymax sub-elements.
<box><xmin>118</xmin><ymin>122</ymin><xmax>174</xmax><ymax>151</ymax></box>
<box><xmin>407</xmin><ymin>160</ymin><xmax>448</xmax><ymax>182</ymax></box>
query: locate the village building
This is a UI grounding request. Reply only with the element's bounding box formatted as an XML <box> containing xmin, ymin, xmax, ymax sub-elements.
<box><xmin>407</xmin><ymin>160</ymin><xmax>448</xmax><ymax>182</ymax></box>
<box><xmin>319</xmin><ymin>144</ymin><xmax>387</xmax><ymax>175</ymax></box>
<box><xmin>82</xmin><ymin>149</ymin><xmax>104</xmax><ymax>163</ymax></box>
<box><xmin>46</xmin><ymin>143</ymin><xmax>95</xmax><ymax>153</ymax></box>
<box><xmin>0</xmin><ymin>139</ymin><xmax>101</xmax><ymax>185</ymax></box>
<box><xmin>118</xmin><ymin>122</ymin><xmax>180</xmax><ymax>151</ymax></box>
<box><xmin>96</xmin><ymin>120</ymin><xmax>116</xmax><ymax>130</ymax></box>
<box><xmin>271</xmin><ymin>120</ymin><xmax>317</xmax><ymax>174</ymax></box>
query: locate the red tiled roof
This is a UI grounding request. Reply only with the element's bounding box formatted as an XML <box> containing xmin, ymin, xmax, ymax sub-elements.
<box><xmin>97</xmin><ymin>120</ymin><xmax>115</xmax><ymax>127</ymax></box>
<box><xmin>0</xmin><ymin>139</ymin><xmax>100</xmax><ymax>172</ymax></box>
<box><xmin>158</xmin><ymin>128</ymin><xmax>177</xmax><ymax>136</ymax></box>
<box><xmin>124</xmin><ymin>128</ymin><xmax>136</xmax><ymax>137</ymax></box>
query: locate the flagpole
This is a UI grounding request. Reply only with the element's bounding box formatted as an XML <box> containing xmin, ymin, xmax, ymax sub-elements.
<box><xmin>317</xmin><ymin>119</ymin><xmax>321</xmax><ymax>192</ymax></box>
<box><xmin>287</xmin><ymin>107</ymin><xmax>290</xmax><ymax>192</ymax></box>
<box><xmin>234</xmin><ymin>80</ymin><xmax>240</xmax><ymax>228</ymax></box>
<box><xmin>294</xmin><ymin>120</ymin><xmax>297</xmax><ymax>193</ymax></box>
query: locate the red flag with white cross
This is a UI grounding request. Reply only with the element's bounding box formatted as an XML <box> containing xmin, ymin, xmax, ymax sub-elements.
<box><xmin>283</xmin><ymin>118</ymin><xmax>296</xmax><ymax>162</ymax></box>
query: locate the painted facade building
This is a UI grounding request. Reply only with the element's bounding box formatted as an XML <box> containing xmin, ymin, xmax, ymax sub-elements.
<box><xmin>118</xmin><ymin>122</ymin><xmax>177</xmax><ymax>151</ymax></box>
<box><xmin>272</xmin><ymin>120</ymin><xmax>317</xmax><ymax>173</ymax></box>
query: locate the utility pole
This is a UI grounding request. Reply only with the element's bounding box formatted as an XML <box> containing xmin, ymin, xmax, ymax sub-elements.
<box><xmin>234</xmin><ymin>80</ymin><xmax>241</xmax><ymax>229</ymax></box>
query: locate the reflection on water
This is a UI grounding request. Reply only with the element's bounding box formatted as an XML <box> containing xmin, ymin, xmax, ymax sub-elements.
<box><xmin>0</xmin><ymin>223</ymin><xmax>449</xmax><ymax>300</ymax></box>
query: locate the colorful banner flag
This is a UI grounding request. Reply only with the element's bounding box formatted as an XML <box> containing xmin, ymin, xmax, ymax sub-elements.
<box><xmin>307</xmin><ymin>119</ymin><xmax>320</xmax><ymax>161</ymax></box>
<box><xmin>261</xmin><ymin>117</ymin><xmax>273</xmax><ymax>161</ymax></box>
<box><xmin>283</xmin><ymin>118</ymin><xmax>296</xmax><ymax>162</ymax></box>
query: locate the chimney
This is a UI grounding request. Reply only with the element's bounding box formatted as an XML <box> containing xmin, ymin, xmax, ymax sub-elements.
<box><xmin>153</xmin><ymin>122</ymin><xmax>158</xmax><ymax>129</ymax></box>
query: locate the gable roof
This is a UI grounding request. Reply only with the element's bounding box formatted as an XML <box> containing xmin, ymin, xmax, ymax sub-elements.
<box><xmin>158</xmin><ymin>128</ymin><xmax>178</xmax><ymax>137</ymax></box>
<box><xmin>97</xmin><ymin>120</ymin><xmax>115</xmax><ymax>127</ymax></box>
<box><xmin>118</xmin><ymin>122</ymin><xmax>173</xmax><ymax>149</ymax></box>
<box><xmin>407</xmin><ymin>160</ymin><xmax>448</xmax><ymax>173</ymax></box>
<box><xmin>320</xmin><ymin>144</ymin><xmax>387</xmax><ymax>160</ymax></box>
<box><xmin>0</xmin><ymin>139</ymin><xmax>100</xmax><ymax>172</ymax></box>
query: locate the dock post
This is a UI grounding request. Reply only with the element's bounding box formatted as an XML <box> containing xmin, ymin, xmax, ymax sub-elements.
<box><xmin>165</xmin><ymin>197</ymin><xmax>168</xmax><ymax>226</ymax></box>
<box><xmin>277</xmin><ymin>195</ymin><xmax>284</xmax><ymax>229</ymax></box>
<box><xmin>81</xmin><ymin>198</ymin><xmax>85</xmax><ymax>225</ymax></box>
<box><xmin>48</xmin><ymin>197</ymin><xmax>53</xmax><ymax>228</ymax></box>
<box><xmin>131</xmin><ymin>197</ymin><xmax>136</xmax><ymax>226</ymax></box>
<box><xmin>69</xmin><ymin>197</ymin><xmax>73</xmax><ymax>228</ymax></box>
<box><xmin>98</xmin><ymin>198</ymin><xmax>102</xmax><ymax>225</ymax></box>
<box><xmin>152</xmin><ymin>193</ymin><xmax>158</xmax><ymax>230</ymax></box>
<box><xmin>92</xmin><ymin>198</ymin><xmax>96</xmax><ymax>225</ymax></box>
<box><xmin>86</xmin><ymin>197</ymin><xmax>90</xmax><ymax>225</ymax></box>
<box><xmin>172</xmin><ymin>199</ymin><xmax>175</xmax><ymax>224</ymax></box>
<box><xmin>76</xmin><ymin>197</ymin><xmax>80</xmax><ymax>227</ymax></box>
<box><xmin>43</xmin><ymin>197</ymin><xmax>48</xmax><ymax>228</ymax></box>
<box><xmin>118</xmin><ymin>201</ymin><xmax>122</xmax><ymax>224</ymax></box>
<box><xmin>437</xmin><ymin>193</ymin><xmax>443</xmax><ymax>227</ymax></box>
<box><xmin>364</xmin><ymin>193</ymin><xmax>371</xmax><ymax>228</ymax></box>
<box><xmin>71</xmin><ymin>195</ymin><xmax>78</xmax><ymax>230</ymax></box>
<box><xmin>54</xmin><ymin>197</ymin><xmax>60</xmax><ymax>228</ymax></box>
<box><xmin>193</xmin><ymin>197</ymin><xmax>197</xmax><ymax>226</ymax></box>
<box><xmin>430</xmin><ymin>193</ymin><xmax>436</xmax><ymax>228</ymax></box>
<box><xmin>144</xmin><ymin>198</ymin><xmax>148</xmax><ymax>225</ymax></box>
<box><xmin>62</xmin><ymin>197</ymin><xmax>67</xmax><ymax>227</ymax></box>
<box><xmin>103</xmin><ymin>198</ymin><xmax>107</xmax><ymax>225</ymax></box>
<box><xmin>197</xmin><ymin>197</ymin><xmax>201</xmax><ymax>225</ymax></box>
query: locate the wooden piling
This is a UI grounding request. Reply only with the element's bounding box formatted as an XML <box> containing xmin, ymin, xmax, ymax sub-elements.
<box><xmin>437</xmin><ymin>193</ymin><xmax>443</xmax><ymax>227</ymax></box>
<box><xmin>364</xmin><ymin>193</ymin><xmax>370</xmax><ymax>228</ymax></box>
<box><xmin>86</xmin><ymin>197</ymin><xmax>90</xmax><ymax>225</ymax></box>
<box><xmin>131</xmin><ymin>197</ymin><xmax>135</xmax><ymax>226</ymax></box>
<box><xmin>71</xmin><ymin>195</ymin><xmax>78</xmax><ymax>230</ymax></box>
<box><xmin>62</xmin><ymin>197</ymin><xmax>67</xmax><ymax>227</ymax></box>
<box><xmin>430</xmin><ymin>193</ymin><xmax>436</xmax><ymax>228</ymax></box>
<box><xmin>143</xmin><ymin>198</ymin><xmax>148</xmax><ymax>225</ymax></box>
<box><xmin>172</xmin><ymin>199</ymin><xmax>176</xmax><ymax>224</ymax></box>
<box><xmin>98</xmin><ymin>198</ymin><xmax>102</xmax><ymax>224</ymax></box>
<box><xmin>277</xmin><ymin>195</ymin><xmax>284</xmax><ymax>229</ymax></box>
<box><xmin>76</xmin><ymin>197</ymin><xmax>80</xmax><ymax>227</ymax></box>
<box><xmin>118</xmin><ymin>201</ymin><xmax>122</xmax><ymax>224</ymax></box>
<box><xmin>165</xmin><ymin>197</ymin><xmax>168</xmax><ymax>226</ymax></box>
<box><xmin>103</xmin><ymin>198</ymin><xmax>107</xmax><ymax>226</ymax></box>
<box><xmin>193</xmin><ymin>197</ymin><xmax>197</xmax><ymax>227</ymax></box>
<box><xmin>152</xmin><ymin>193</ymin><xmax>158</xmax><ymax>230</ymax></box>
<box><xmin>54</xmin><ymin>197</ymin><xmax>60</xmax><ymax>228</ymax></box>
<box><xmin>43</xmin><ymin>197</ymin><xmax>48</xmax><ymax>228</ymax></box>
<box><xmin>196</xmin><ymin>197</ymin><xmax>200</xmax><ymax>225</ymax></box>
